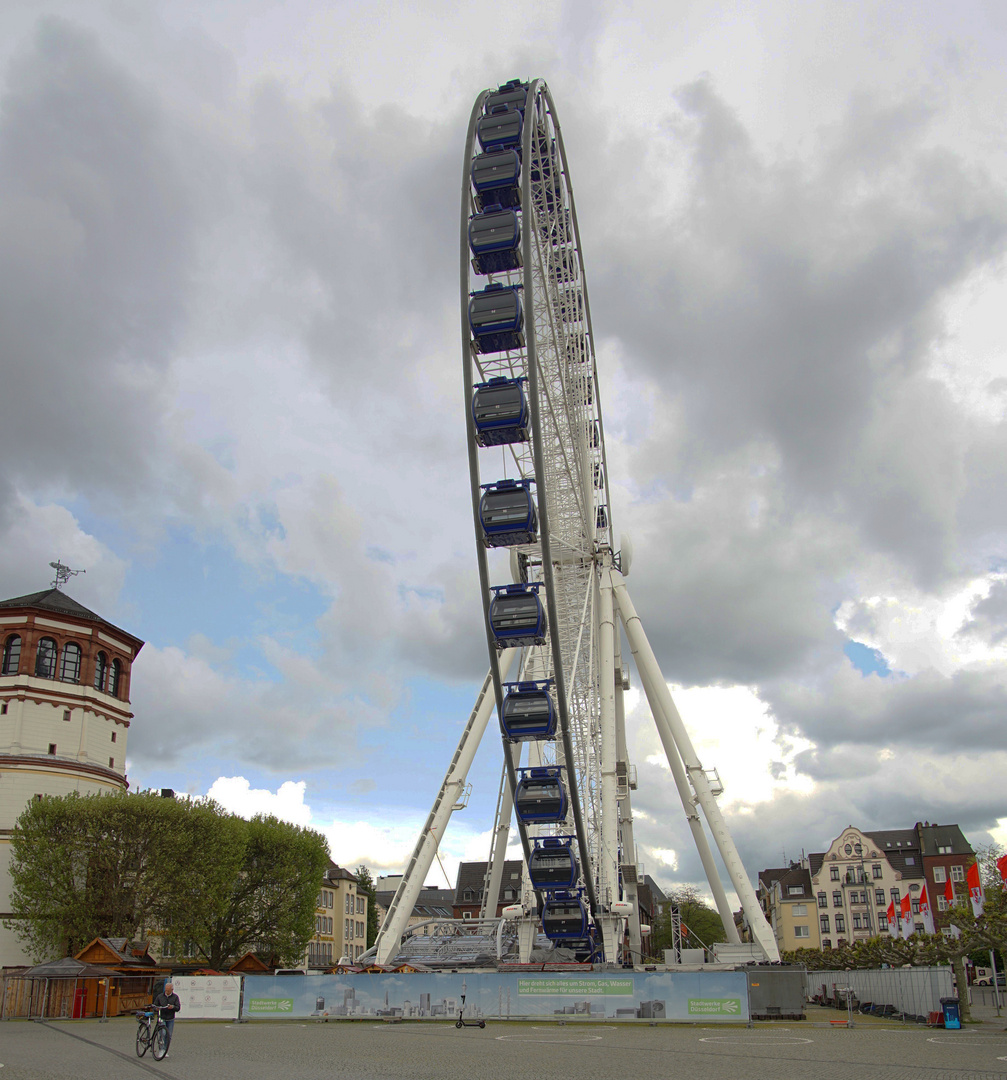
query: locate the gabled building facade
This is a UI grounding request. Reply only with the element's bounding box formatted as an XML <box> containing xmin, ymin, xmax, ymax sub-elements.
<box><xmin>452</xmin><ymin>860</ymin><xmax>524</xmax><ymax>919</ymax></box>
<box><xmin>758</xmin><ymin>820</ymin><xmax>976</xmax><ymax>954</ymax></box>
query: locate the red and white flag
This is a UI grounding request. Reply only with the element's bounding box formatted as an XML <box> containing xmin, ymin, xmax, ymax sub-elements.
<box><xmin>997</xmin><ymin>853</ymin><xmax>1007</xmax><ymax>887</ymax></box>
<box><xmin>967</xmin><ymin>861</ymin><xmax>985</xmax><ymax>917</ymax></box>
<box><xmin>886</xmin><ymin>900</ymin><xmax>898</xmax><ymax>939</ymax></box>
<box><xmin>944</xmin><ymin>876</ymin><xmax>955</xmax><ymax>907</ymax></box>
<box><xmin>918</xmin><ymin>882</ymin><xmax>936</xmax><ymax>935</ymax></box>
<box><xmin>900</xmin><ymin>893</ymin><xmax>913</xmax><ymax>938</ymax></box>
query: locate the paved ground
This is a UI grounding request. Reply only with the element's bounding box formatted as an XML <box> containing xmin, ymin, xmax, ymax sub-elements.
<box><xmin>3</xmin><ymin>1017</ymin><xmax>1007</xmax><ymax>1080</ymax></box>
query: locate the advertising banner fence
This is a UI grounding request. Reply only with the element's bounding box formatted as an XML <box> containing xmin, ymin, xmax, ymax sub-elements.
<box><xmin>238</xmin><ymin>970</ymin><xmax>749</xmax><ymax>1022</ymax></box>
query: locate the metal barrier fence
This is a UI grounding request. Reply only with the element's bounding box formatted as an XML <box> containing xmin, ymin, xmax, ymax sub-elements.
<box><xmin>814</xmin><ymin>966</ymin><xmax>953</xmax><ymax>1021</ymax></box>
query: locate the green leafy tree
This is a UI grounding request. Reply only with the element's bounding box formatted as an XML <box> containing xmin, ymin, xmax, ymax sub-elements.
<box><xmin>354</xmin><ymin>865</ymin><xmax>380</xmax><ymax>948</ymax></box>
<box><xmin>650</xmin><ymin>885</ymin><xmax>729</xmax><ymax>959</ymax></box>
<box><xmin>202</xmin><ymin>815</ymin><xmax>330</xmax><ymax>970</ymax></box>
<box><xmin>6</xmin><ymin>791</ymin><xmax>201</xmax><ymax>960</ymax></box>
<box><xmin>6</xmin><ymin>793</ymin><xmax>329</xmax><ymax>970</ymax></box>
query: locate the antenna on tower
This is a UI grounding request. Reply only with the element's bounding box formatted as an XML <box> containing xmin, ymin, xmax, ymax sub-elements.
<box><xmin>49</xmin><ymin>560</ymin><xmax>85</xmax><ymax>591</ymax></box>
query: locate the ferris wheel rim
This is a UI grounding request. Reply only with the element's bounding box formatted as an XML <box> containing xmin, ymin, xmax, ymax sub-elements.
<box><xmin>460</xmin><ymin>77</ymin><xmax>617</xmax><ymax>939</ymax></box>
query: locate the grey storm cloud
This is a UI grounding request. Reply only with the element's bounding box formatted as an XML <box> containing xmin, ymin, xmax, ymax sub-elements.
<box><xmin>0</xmin><ymin>19</ymin><xmax>193</xmax><ymax>512</ymax></box>
<box><xmin>1</xmin><ymin>5</ymin><xmax>1005</xmax><ymax>881</ymax></box>
<box><xmin>589</xmin><ymin>77</ymin><xmax>1007</xmax><ymax>589</ymax></box>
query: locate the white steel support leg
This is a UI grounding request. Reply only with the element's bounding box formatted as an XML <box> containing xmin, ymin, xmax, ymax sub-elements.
<box><xmin>481</xmin><ymin>743</ymin><xmax>521</xmax><ymax>921</ymax></box>
<box><xmin>597</xmin><ymin>564</ymin><xmax>620</xmax><ymax>961</ymax></box>
<box><xmin>374</xmin><ymin>650</ymin><xmax>516</xmax><ymax>966</ymax></box>
<box><xmin>611</xmin><ymin>572</ymin><xmax>779</xmax><ymax>961</ymax></box>
<box><xmin>614</xmin><ymin>650</ymin><xmax>642</xmax><ymax>963</ymax></box>
<box><xmin>629</xmin><ymin>650</ymin><xmax>742</xmax><ymax>945</ymax></box>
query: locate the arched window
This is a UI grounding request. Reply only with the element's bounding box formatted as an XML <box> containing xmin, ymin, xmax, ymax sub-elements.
<box><xmin>94</xmin><ymin>652</ymin><xmax>108</xmax><ymax>691</ymax></box>
<box><xmin>2</xmin><ymin>635</ymin><xmax>21</xmax><ymax>676</ymax></box>
<box><xmin>108</xmin><ymin>659</ymin><xmax>122</xmax><ymax>698</ymax></box>
<box><xmin>35</xmin><ymin>638</ymin><xmax>58</xmax><ymax>679</ymax></box>
<box><xmin>59</xmin><ymin>643</ymin><xmax>82</xmax><ymax>683</ymax></box>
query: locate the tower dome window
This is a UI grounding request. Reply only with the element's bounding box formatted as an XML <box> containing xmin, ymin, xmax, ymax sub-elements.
<box><xmin>59</xmin><ymin>643</ymin><xmax>82</xmax><ymax>683</ymax></box>
<box><xmin>2</xmin><ymin>634</ymin><xmax>20</xmax><ymax>675</ymax></box>
<box><xmin>35</xmin><ymin>638</ymin><xmax>58</xmax><ymax>679</ymax></box>
<box><xmin>108</xmin><ymin>659</ymin><xmax>122</xmax><ymax>698</ymax></box>
<box><xmin>94</xmin><ymin>652</ymin><xmax>108</xmax><ymax>691</ymax></box>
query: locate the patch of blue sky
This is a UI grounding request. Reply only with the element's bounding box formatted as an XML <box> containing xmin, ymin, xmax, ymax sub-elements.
<box><xmin>843</xmin><ymin>639</ymin><xmax>891</xmax><ymax>677</ymax></box>
<box><xmin>347</xmin><ymin>675</ymin><xmax>502</xmax><ymax>819</ymax></box>
<box><xmin>124</xmin><ymin>528</ymin><xmax>327</xmax><ymax>669</ymax></box>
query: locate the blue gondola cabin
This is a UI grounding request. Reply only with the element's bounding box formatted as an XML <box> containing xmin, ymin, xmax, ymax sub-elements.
<box><xmin>477</xmin><ymin>104</ymin><xmax>523</xmax><ymax>153</ymax></box>
<box><xmin>528</xmin><ymin>837</ymin><xmax>579</xmax><ymax>890</ymax></box>
<box><xmin>515</xmin><ymin>766</ymin><xmax>567</xmax><ymax>824</ymax></box>
<box><xmin>469</xmin><ymin>206</ymin><xmax>521</xmax><ymax>275</ymax></box>
<box><xmin>484</xmin><ymin>80</ymin><xmax>529</xmax><ymax>116</ymax></box>
<box><xmin>488</xmin><ymin>584</ymin><xmax>546</xmax><ymax>648</ymax></box>
<box><xmin>469</xmin><ymin>283</ymin><xmax>523</xmax><ymax>354</ymax></box>
<box><xmin>479</xmin><ymin>478</ymin><xmax>537</xmax><ymax>548</ymax></box>
<box><xmin>471</xmin><ymin>150</ymin><xmax>521</xmax><ymax>211</ymax></box>
<box><xmin>472</xmin><ymin>377</ymin><xmax>528</xmax><ymax>447</ymax></box>
<box><xmin>500</xmin><ymin>680</ymin><xmax>555</xmax><ymax>740</ymax></box>
<box><xmin>542</xmin><ymin>890</ymin><xmax>588</xmax><ymax>940</ymax></box>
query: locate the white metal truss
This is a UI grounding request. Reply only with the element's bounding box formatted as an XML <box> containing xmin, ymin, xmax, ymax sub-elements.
<box><xmin>372</xmin><ymin>79</ymin><xmax>780</xmax><ymax>967</ymax></box>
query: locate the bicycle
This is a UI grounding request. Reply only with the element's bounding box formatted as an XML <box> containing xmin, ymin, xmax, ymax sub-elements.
<box><xmin>136</xmin><ymin>1004</ymin><xmax>172</xmax><ymax>1060</ymax></box>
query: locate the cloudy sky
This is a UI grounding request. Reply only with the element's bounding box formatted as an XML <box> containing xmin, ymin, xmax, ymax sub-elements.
<box><xmin>2</xmin><ymin>0</ymin><xmax>1006</xmax><ymax>906</ymax></box>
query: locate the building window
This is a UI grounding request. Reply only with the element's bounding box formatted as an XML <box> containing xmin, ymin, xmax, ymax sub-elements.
<box><xmin>817</xmin><ymin>892</ymin><xmax>827</xmax><ymax>908</ymax></box>
<box><xmin>788</xmin><ymin>886</ymin><xmax>803</xmax><ymax>896</ymax></box>
<box><xmin>875</xmin><ymin>889</ymin><xmax>885</xmax><ymax>906</ymax></box>
<box><xmin>108</xmin><ymin>756</ymin><xmax>114</xmax><ymax>768</ymax></box>
<box><xmin>891</xmin><ymin>887</ymin><xmax>901</xmax><ymax>902</ymax></box>
<box><xmin>108</xmin><ymin>659</ymin><xmax>122</xmax><ymax>697</ymax></box>
<box><xmin>793</xmin><ymin>925</ymin><xmax>809</xmax><ymax>939</ymax></box>
<box><xmin>937</xmin><ymin>895</ymin><xmax>948</xmax><ymax>912</ymax></box>
<box><xmin>59</xmin><ymin>643</ymin><xmax>82</xmax><ymax>683</ymax></box>
<box><xmin>2</xmin><ymin>634</ymin><xmax>21</xmax><ymax>675</ymax></box>
<box><xmin>835</xmin><ymin>915</ymin><xmax>846</xmax><ymax>933</ymax></box>
<box><xmin>48</xmin><ymin>743</ymin><xmax>57</xmax><ymax>754</ymax></box>
<box><xmin>938</xmin><ymin>845</ymin><xmax>952</xmax><ymax>854</ymax></box>
<box><xmin>94</xmin><ymin>652</ymin><xmax>108</xmax><ymax>691</ymax></box>
<box><xmin>35</xmin><ymin>637</ymin><xmax>58</xmax><ymax>679</ymax></box>
<box><xmin>950</xmin><ymin>865</ymin><xmax>965</xmax><ymax>882</ymax></box>
<box><xmin>791</xmin><ymin>904</ymin><xmax>807</xmax><ymax>916</ymax></box>
<box><xmin>911</xmin><ymin>901</ymin><xmax>920</xmax><ymax>914</ymax></box>
<box><xmin>345</xmin><ymin>919</ymin><xmax>351</xmax><ymax>937</ymax></box>
<box><xmin>872</xmin><ymin>864</ymin><xmax>882</xmax><ymax>879</ymax></box>
<box><xmin>111</xmin><ymin>731</ymin><xmax>116</xmax><ymax>743</ymax></box>
<box><xmin>879</xmin><ymin>913</ymin><xmax>888</xmax><ymax>930</ymax></box>
<box><xmin>832</xmin><ymin>891</ymin><xmax>842</xmax><ymax>907</ymax></box>
<box><xmin>62</xmin><ymin>708</ymin><xmax>71</xmax><ymax>721</ymax></box>
<box><xmin>933</xmin><ymin>866</ymin><xmax>946</xmax><ymax>883</ymax></box>
<box><xmin>1</xmin><ymin>702</ymin><xmax>7</xmax><ymax>714</ymax></box>
<box><xmin>905</xmin><ymin>856</ymin><xmax>915</xmax><ymax>865</ymax></box>
<box><xmin>820</xmin><ymin>915</ymin><xmax>830</xmax><ymax>933</ymax></box>
<box><xmin>345</xmin><ymin>894</ymin><xmax>351</xmax><ymax>914</ymax></box>
<box><xmin>830</xmin><ymin>866</ymin><xmax>840</xmax><ymax>881</ymax></box>
<box><xmin>853</xmin><ymin>913</ymin><xmax>862</xmax><ymax>930</ymax></box>
<box><xmin>822</xmin><ymin>938</ymin><xmax>832</xmax><ymax>949</ymax></box>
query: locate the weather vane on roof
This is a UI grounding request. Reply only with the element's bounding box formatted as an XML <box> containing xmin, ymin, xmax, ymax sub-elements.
<box><xmin>49</xmin><ymin>560</ymin><xmax>85</xmax><ymax>591</ymax></box>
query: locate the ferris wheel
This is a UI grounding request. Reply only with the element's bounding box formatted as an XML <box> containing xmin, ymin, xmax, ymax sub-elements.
<box><xmin>373</xmin><ymin>79</ymin><xmax>780</xmax><ymax>967</ymax></box>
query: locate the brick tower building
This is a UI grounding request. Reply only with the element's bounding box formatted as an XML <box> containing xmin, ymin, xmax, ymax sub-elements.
<box><xmin>0</xmin><ymin>587</ymin><xmax>143</xmax><ymax>966</ymax></box>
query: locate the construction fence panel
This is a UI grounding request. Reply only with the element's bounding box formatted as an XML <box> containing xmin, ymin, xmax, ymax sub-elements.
<box><xmin>238</xmin><ymin>970</ymin><xmax>750</xmax><ymax>1021</ymax></box>
<box><xmin>815</xmin><ymin>966</ymin><xmax>953</xmax><ymax>1019</ymax></box>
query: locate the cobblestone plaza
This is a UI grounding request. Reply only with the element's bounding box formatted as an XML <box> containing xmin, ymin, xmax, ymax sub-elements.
<box><xmin>4</xmin><ymin>1017</ymin><xmax>1007</xmax><ymax>1080</ymax></box>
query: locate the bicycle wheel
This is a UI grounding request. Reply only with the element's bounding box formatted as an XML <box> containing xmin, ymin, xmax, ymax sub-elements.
<box><xmin>135</xmin><ymin>1022</ymin><xmax>150</xmax><ymax>1058</ymax></box>
<box><xmin>152</xmin><ymin>1024</ymin><xmax>169</xmax><ymax>1060</ymax></box>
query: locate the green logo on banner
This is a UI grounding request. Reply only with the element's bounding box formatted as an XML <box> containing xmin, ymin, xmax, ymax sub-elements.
<box><xmin>247</xmin><ymin>997</ymin><xmax>294</xmax><ymax>1013</ymax></box>
<box><xmin>688</xmin><ymin>998</ymin><xmax>742</xmax><ymax>1016</ymax></box>
<box><xmin>517</xmin><ymin>978</ymin><xmax>634</xmax><ymax>996</ymax></box>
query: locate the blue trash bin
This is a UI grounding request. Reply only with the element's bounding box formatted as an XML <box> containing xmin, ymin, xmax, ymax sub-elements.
<box><xmin>939</xmin><ymin>997</ymin><xmax>961</xmax><ymax>1029</ymax></box>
